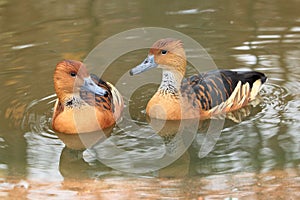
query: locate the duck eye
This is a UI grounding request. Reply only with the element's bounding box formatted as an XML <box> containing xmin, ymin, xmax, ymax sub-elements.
<box><xmin>70</xmin><ymin>72</ymin><xmax>77</xmax><ymax>77</ymax></box>
<box><xmin>161</xmin><ymin>50</ymin><xmax>168</xmax><ymax>55</ymax></box>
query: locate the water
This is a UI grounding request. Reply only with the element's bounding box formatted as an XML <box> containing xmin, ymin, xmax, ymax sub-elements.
<box><xmin>0</xmin><ymin>0</ymin><xmax>300</xmax><ymax>199</ymax></box>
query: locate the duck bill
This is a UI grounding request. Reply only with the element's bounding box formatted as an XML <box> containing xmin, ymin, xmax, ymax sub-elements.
<box><xmin>81</xmin><ymin>76</ymin><xmax>108</xmax><ymax>96</ymax></box>
<box><xmin>130</xmin><ymin>55</ymin><xmax>158</xmax><ymax>75</ymax></box>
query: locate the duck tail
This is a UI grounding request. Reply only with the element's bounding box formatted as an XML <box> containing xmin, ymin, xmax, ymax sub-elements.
<box><xmin>236</xmin><ymin>71</ymin><xmax>267</xmax><ymax>100</ymax></box>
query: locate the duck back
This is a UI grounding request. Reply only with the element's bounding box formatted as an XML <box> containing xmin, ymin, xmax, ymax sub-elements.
<box><xmin>181</xmin><ymin>70</ymin><xmax>267</xmax><ymax>114</ymax></box>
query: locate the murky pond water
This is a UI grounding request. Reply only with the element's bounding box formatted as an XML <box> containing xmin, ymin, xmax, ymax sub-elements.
<box><xmin>0</xmin><ymin>0</ymin><xmax>300</xmax><ymax>199</ymax></box>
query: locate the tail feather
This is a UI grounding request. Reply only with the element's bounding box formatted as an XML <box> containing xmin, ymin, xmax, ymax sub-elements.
<box><xmin>236</xmin><ymin>71</ymin><xmax>267</xmax><ymax>87</ymax></box>
<box><xmin>236</xmin><ymin>71</ymin><xmax>267</xmax><ymax>100</ymax></box>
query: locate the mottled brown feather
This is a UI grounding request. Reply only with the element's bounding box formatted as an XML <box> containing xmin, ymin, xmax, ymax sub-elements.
<box><xmin>181</xmin><ymin>70</ymin><xmax>266</xmax><ymax>116</ymax></box>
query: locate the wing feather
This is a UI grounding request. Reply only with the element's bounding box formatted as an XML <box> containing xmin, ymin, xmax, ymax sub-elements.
<box><xmin>182</xmin><ymin>70</ymin><xmax>267</xmax><ymax>114</ymax></box>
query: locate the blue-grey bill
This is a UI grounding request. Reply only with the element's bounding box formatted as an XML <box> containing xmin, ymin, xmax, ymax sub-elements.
<box><xmin>130</xmin><ymin>55</ymin><xmax>158</xmax><ymax>75</ymax></box>
<box><xmin>82</xmin><ymin>76</ymin><xmax>108</xmax><ymax>96</ymax></box>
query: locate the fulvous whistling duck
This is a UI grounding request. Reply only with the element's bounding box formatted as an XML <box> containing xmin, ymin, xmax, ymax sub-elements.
<box><xmin>52</xmin><ymin>60</ymin><xmax>123</xmax><ymax>134</ymax></box>
<box><xmin>130</xmin><ymin>38</ymin><xmax>267</xmax><ymax>120</ymax></box>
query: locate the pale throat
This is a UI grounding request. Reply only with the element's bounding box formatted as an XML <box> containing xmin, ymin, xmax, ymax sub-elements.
<box><xmin>158</xmin><ymin>69</ymin><xmax>183</xmax><ymax>95</ymax></box>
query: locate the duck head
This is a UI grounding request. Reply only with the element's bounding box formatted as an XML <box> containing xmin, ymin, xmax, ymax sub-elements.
<box><xmin>54</xmin><ymin>60</ymin><xmax>108</xmax><ymax>102</ymax></box>
<box><xmin>130</xmin><ymin>38</ymin><xmax>187</xmax><ymax>77</ymax></box>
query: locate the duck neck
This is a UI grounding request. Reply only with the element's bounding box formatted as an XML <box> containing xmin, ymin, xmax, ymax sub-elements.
<box><xmin>158</xmin><ymin>69</ymin><xmax>183</xmax><ymax>96</ymax></box>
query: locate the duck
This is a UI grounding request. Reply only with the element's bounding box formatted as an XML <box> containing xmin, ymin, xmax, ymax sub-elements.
<box><xmin>52</xmin><ymin>60</ymin><xmax>123</xmax><ymax>134</ymax></box>
<box><xmin>130</xmin><ymin>38</ymin><xmax>267</xmax><ymax>120</ymax></box>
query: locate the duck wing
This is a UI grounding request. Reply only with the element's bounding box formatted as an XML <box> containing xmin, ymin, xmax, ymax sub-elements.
<box><xmin>182</xmin><ymin>70</ymin><xmax>267</xmax><ymax>114</ymax></box>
